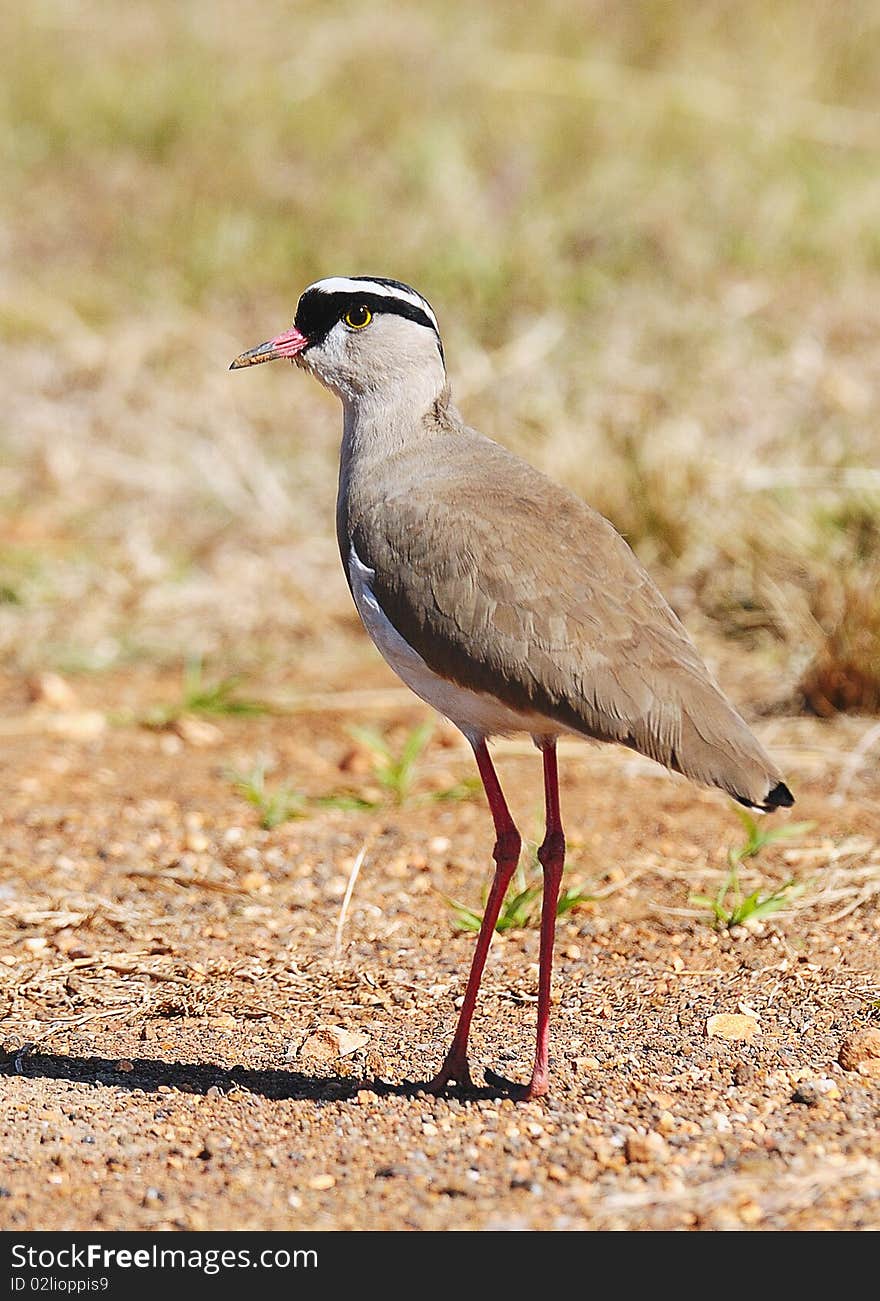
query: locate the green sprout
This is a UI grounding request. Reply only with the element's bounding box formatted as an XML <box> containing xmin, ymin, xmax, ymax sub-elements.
<box><xmin>347</xmin><ymin>721</ymin><xmax>435</xmax><ymax>805</ymax></box>
<box><xmin>690</xmin><ymin>807</ymin><xmax>814</xmax><ymax>929</ymax></box>
<box><xmin>227</xmin><ymin>761</ymin><xmax>306</xmax><ymax>829</ymax></box>
<box><xmin>449</xmin><ymin>849</ymin><xmax>595</xmax><ymax>935</ymax></box>
<box><xmin>142</xmin><ymin>656</ymin><xmax>270</xmax><ymax>727</ymax></box>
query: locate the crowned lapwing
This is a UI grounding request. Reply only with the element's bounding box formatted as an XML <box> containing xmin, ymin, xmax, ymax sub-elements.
<box><xmin>231</xmin><ymin>276</ymin><xmax>793</xmax><ymax>1099</ymax></box>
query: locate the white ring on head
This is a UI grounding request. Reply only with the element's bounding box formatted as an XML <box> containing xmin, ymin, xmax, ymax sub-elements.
<box><xmin>304</xmin><ymin>277</ymin><xmax>439</xmax><ymax>334</ymax></box>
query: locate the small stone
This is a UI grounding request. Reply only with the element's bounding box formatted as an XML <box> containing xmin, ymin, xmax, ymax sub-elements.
<box><xmin>197</xmin><ymin>1134</ymin><xmax>224</xmax><ymax>1160</ymax></box>
<box><xmin>355</xmin><ymin>1090</ymin><xmax>375</xmax><ymax>1105</ymax></box>
<box><xmin>733</xmin><ymin>1061</ymin><xmax>755</xmax><ymax>1085</ymax></box>
<box><xmin>22</xmin><ymin>937</ymin><xmax>48</xmax><ymax>954</ymax></box>
<box><xmin>174</xmin><ymin>715</ymin><xmax>223</xmax><ymax>747</ymax></box>
<box><xmin>838</xmin><ymin>1029</ymin><xmax>880</xmax><ymax>1078</ymax></box>
<box><xmin>705</xmin><ymin>1013</ymin><xmax>759</xmax><ymax>1042</ymax></box>
<box><xmin>209</xmin><ymin>1013</ymin><xmax>238</xmax><ymax>1032</ymax></box>
<box><xmin>113</xmin><ymin>1060</ymin><xmax>135</xmax><ymax>1073</ymax></box>
<box><xmin>307</xmin><ymin>1174</ymin><xmax>336</xmax><ymax>1191</ymax></box>
<box><xmin>574</xmin><ymin>1056</ymin><xmax>600</xmax><ymax>1073</ymax></box>
<box><xmin>793</xmin><ymin>1078</ymin><xmax>841</xmax><ymax>1106</ymax></box>
<box><xmin>28</xmin><ymin>672</ymin><xmax>78</xmax><ymax>710</ymax></box>
<box><xmin>44</xmin><ymin>711</ymin><xmax>106</xmax><ymax>740</ymax></box>
<box><xmin>624</xmin><ymin>1132</ymin><xmax>667</xmax><ymax>1164</ymax></box>
<box><xmin>291</xmin><ymin>1026</ymin><xmax>370</xmax><ymax>1063</ymax></box>
<box><xmin>791</xmin><ymin>1083</ymin><xmax>820</xmax><ymax>1107</ymax></box>
<box><xmin>739</xmin><ymin>1199</ymin><xmax>763</xmax><ymax>1225</ymax></box>
<box><xmin>185</xmin><ymin>832</ymin><xmax>209</xmax><ymax>853</ymax></box>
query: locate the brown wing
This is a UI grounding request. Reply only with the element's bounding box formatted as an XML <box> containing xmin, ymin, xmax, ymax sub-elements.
<box><xmin>350</xmin><ymin>432</ymin><xmax>788</xmax><ymax>809</ymax></box>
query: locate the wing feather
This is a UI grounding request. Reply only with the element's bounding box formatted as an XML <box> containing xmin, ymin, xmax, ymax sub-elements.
<box><xmin>345</xmin><ymin>427</ymin><xmax>784</xmax><ymax>806</ymax></box>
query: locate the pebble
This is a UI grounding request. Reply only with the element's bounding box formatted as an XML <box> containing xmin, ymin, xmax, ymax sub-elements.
<box><xmin>705</xmin><ymin>1013</ymin><xmax>759</xmax><ymax>1042</ymax></box>
<box><xmin>28</xmin><ymin>672</ymin><xmax>78</xmax><ymax>710</ymax></box>
<box><xmin>738</xmin><ymin>1199</ymin><xmax>763</xmax><ymax>1225</ymax></box>
<box><xmin>208</xmin><ymin>1013</ymin><xmax>238</xmax><ymax>1032</ymax></box>
<box><xmin>624</xmin><ymin>1132</ymin><xmax>668</xmax><ymax>1164</ymax></box>
<box><xmin>838</xmin><ymin>1028</ymin><xmax>880</xmax><ymax>1078</ymax></box>
<box><xmin>574</xmin><ymin>1057</ymin><xmax>600</xmax><ymax>1073</ymax></box>
<box><xmin>307</xmin><ymin>1174</ymin><xmax>336</xmax><ymax>1191</ymax></box>
<box><xmin>174</xmin><ymin>716</ymin><xmax>223</xmax><ymax>747</ymax></box>
<box><xmin>44</xmin><ymin>711</ymin><xmax>107</xmax><ymax>740</ymax></box>
<box><xmin>290</xmin><ymin>1026</ymin><xmax>370</xmax><ymax>1062</ymax></box>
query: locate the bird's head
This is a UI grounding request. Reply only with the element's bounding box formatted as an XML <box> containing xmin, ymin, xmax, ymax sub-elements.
<box><xmin>230</xmin><ymin>276</ymin><xmax>445</xmax><ymax>405</ymax></box>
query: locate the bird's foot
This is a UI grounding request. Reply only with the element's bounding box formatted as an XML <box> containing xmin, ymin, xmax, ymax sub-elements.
<box><xmin>421</xmin><ymin>1049</ymin><xmax>473</xmax><ymax>1094</ymax></box>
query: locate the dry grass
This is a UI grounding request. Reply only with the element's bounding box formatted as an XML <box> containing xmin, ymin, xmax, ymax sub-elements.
<box><xmin>800</xmin><ymin>568</ymin><xmax>880</xmax><ymax>714</ymax></box>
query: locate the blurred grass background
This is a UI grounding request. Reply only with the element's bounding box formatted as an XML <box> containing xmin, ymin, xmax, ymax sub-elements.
<box><xmin>1</xmin><ymin>0</ymin><xmax>879</xmax><ymax>712</ymax></box>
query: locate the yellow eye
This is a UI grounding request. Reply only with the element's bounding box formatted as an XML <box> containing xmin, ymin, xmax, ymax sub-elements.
<box><xmin>344</xmin><ymin>304</ymin><xmax>372</xmax><ymax>330</ymax></box>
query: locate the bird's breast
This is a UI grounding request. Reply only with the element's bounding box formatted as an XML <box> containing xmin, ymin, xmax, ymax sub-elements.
<box><xmin>345</xmin><ymin>542</ymin><xmax>556</xmax><ymax>744</ymax></box>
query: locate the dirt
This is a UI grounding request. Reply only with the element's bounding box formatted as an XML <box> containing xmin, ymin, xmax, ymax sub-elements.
<box><xmin>0</xmin><ymin>667</ymin><xmax>878</xmax><ymax>1232</ymax></box>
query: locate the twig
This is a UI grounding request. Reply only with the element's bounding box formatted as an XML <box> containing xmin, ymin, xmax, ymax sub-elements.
<box><xmin>333</xmin><ymin>837</ymin><xmax>372</xmax><ymax>957</ymax></box>
<box><xmin>11</xmin><ymin>1004</ymin><xmax>144</xmax><ymax>1067</ymax></box>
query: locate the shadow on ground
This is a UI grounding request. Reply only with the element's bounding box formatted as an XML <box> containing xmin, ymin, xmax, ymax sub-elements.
<box><xmin>0</xmin><ymin>1050</ymin><xmax>509</xmax><ymax>1102</ymax></box>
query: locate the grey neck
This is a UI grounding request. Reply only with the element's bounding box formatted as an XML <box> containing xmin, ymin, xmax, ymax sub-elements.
<box><xmin>341</xmin><ymin>362</ymin><xmax>448</xmax><ymax>448</ymax></box>
<box><xmin>339</xmin><ymin>366</ymin><xmax>450</xmax><ymax>486</ymax></box>
<box><xmin>336</xmin><ymin>369</ymin><xmax>453</xmax><ymax>560</ymax></box>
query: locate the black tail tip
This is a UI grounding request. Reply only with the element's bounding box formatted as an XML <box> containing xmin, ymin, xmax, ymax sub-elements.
<box><xmin>764</xmin><ymin>781</ymin><xmax>795</xmax><ymax>810</ymax></box>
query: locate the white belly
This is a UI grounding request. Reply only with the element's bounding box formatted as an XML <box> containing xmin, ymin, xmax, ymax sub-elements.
<box><xmin>348</xmin><ymin>544</ymin><xmax>556</xmax><ymax>745</ymax></box>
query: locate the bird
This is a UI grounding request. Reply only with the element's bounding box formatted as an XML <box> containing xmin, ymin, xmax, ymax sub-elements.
<box><xmin>230</xmin><ymin>275</ymin><xmax>794</xmax><ymax>1099</ymax></box>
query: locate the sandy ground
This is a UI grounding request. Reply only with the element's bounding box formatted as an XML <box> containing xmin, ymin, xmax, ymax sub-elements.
<box><xmin>0</xmin><ymin>669</ymin><xmax>878</xmax><ymax>1232</ymax></box>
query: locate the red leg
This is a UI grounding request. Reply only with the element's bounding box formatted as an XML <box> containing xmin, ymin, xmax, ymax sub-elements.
<box><xmin>424</xmin><ymin>738</ymin><xmax>520</xmax><ymax>1091</ymax></box>
<box><xmin>526</xmin><ymin>739</ymin><xmax>565</xmax><ymax>1099</ymax></box>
